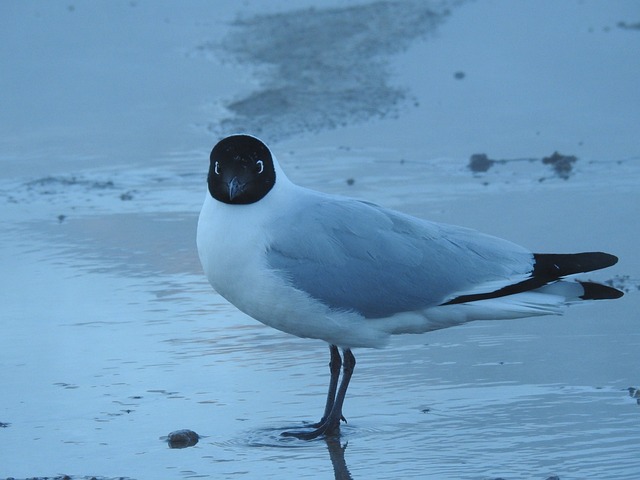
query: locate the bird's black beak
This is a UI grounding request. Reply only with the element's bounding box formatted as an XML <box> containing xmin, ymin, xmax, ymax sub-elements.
<box><xmin>227</xmin><ymin>176</ymin><xmax>243</xmax><ymax>202</ymax></box>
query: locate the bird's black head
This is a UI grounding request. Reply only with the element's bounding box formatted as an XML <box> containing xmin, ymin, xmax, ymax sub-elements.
<box><xmin>208</xmin><ymin>135</ymin><xmax>276</xmax><ymax>205</ymax></box>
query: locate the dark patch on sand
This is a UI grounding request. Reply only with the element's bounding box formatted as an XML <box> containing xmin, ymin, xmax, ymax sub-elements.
<box><xmin>3</xmin><ymin>477</ymin><xmax>134</xmax><ymax>480</ymax></box>
<box><xmin>617</xmin><ymin>20</ymin><xmax>640</xmax><ymax>31</ymax></box>
<box><xmin>25</xmin><ymin>176</ymin><xmax>115</xmax><ymax>194</ymax></box>
<box><xmin>468</xmin><ymin>153</ymin><xmax>498</xmax><ymax>173</ymax></box>
<box><xmin>628</xmin><ymin>387</ymin><xmax>640</xmax><ymax>405</ymax></box>
<box><xmin>542</xmin><ymin>151</ymin><xmax>577</xmax><ymax>180</ymax></box>
<box><xmin>605</xmin><ymin>275</ymin><xmax>640</xmax><ymax>294</ymax></box>
<box><xmin>203</xmin><ymin>0</ymin><xmax>462</xmax><ymax>140</ymax></box>
<box><xmin>468</xmin><ymin>152</ymin><xmax>579</xmax><ymax>179</ymax></box>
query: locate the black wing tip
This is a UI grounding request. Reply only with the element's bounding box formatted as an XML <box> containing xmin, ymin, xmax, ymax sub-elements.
<box><xmin>442</xmin><ymin>251</ymin><xmax>621</xmax><ymax>307</ymax></box>
<box><xmin>579</xmin><ymin>281</ymin><xmax>625</xmax><ymax>300</ymax></box>
<box><xmin>587</xmin><ymin>252</ymin><xmax>618</xmax><ymax>268</ymax></box>
<box><xmin>533</xmin><ymin>252</ymin><xmax>619</xmax><ymax>279</ymax></box>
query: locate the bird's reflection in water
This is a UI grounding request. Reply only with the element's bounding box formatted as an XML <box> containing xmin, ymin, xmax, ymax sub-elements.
<box><xmin>240</xmin><ymin>424</ymin><xmax>354</xmax><ymax>478</ymax></box>
<box><xmin>325</xmin><ymin>436</ymin><xmax>353</xmax><ymax>480</ymax></box>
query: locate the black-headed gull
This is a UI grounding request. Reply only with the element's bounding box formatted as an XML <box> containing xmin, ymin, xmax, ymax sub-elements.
<box><xmin>196</xmin><ymin>134</ymin><xmax>623</xmax><ymax>439</ymax></box>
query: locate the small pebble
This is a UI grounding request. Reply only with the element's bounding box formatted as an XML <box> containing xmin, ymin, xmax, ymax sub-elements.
<box><xmin>167</xmin><ymin>429</ymin><xmax>199</xmax><ymax>448</ymax></box>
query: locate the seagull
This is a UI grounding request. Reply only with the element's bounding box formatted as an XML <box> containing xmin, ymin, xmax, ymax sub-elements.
<box><xmin>196</xmin><ymin>134</ymin><xmax>623</xmax><ymax>439</ymax></box>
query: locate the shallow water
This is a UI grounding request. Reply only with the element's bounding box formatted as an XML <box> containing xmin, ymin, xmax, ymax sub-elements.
<box><xmin>2</xmin><ymin>150</ymin><xmax>639</xmax><ymax>479</ymax></box>
<box><xmin>2</xmin><ymin>1</ymin><xmax>640</xmax><ymax>479</ymax></box>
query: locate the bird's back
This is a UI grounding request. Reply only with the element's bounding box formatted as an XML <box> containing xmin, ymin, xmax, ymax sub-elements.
<box><xmin>266</xmin><ymin>190</ymin><xmax>535</xmax><ymax>318</ymax></box>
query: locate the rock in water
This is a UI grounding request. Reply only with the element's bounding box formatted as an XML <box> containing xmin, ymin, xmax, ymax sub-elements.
<box><xmin>167</xmin><ymin>429</ymin><xmax>199</xmax><ymax>448</ymax></box>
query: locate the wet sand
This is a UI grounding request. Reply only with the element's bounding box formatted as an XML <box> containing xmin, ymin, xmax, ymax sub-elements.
<box><xmin>1</xmin><ymin>1</ymin><xmax>640</xmax><ymax>479</ymax></box>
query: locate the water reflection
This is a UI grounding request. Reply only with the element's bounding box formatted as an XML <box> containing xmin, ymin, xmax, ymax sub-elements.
<box><xmin>325</xmin><ymin>436</ymin><xmax>353</xmax><ymax>480</ymax></box>
<box><xmin>240</xmin><ymin>426</ymin><xmax>354</xmax><ymax>480</ymax></box>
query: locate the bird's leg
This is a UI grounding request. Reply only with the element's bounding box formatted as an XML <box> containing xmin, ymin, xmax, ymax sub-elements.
<box><xmin>312</xmin><ymin>344</ymin><xmax>341</xmax><ymax>427</ymax></box>
<box><xmin>283</xmin><ymin>349</ymin><xmax>356</xmax><ymax>440</ymax></box>
<box><xmin>321</xmin><ymin>349</ymin><xmax>355</xmax><ymax>435</ymax></box>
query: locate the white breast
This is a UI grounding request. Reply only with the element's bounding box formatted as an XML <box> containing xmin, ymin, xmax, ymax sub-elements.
<box><xmin>196</xmin><ymin>188</ymin><xmax>389</xmax><ymax>349</ymax></box>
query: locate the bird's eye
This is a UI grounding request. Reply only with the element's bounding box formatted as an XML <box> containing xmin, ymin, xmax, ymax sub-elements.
<box><xmin>256</xmin><ymin>160</ymin><xmax>264</xmax><ymax>174</ymax></box>
<box><xmin>214</xmin><ymin>161</ymin><xmax>220</xmax><ymax>175</ymax></box>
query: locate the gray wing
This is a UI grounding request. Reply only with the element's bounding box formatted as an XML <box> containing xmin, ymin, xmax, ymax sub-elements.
<box><xmin>266</xmin><ymin>193</ymin><xmax>534</xmax><ymax>318</ymax></box>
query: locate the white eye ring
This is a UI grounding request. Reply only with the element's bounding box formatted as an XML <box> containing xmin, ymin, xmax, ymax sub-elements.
<box><xmin>256</xmin><ymin>160</ymin><xmax>264</xmax><ymax>174</ymax></box>
<box><xmin>214</xmin><ymin>161</ymin><xmax>220</xmax><ymax>175</ymax></box>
